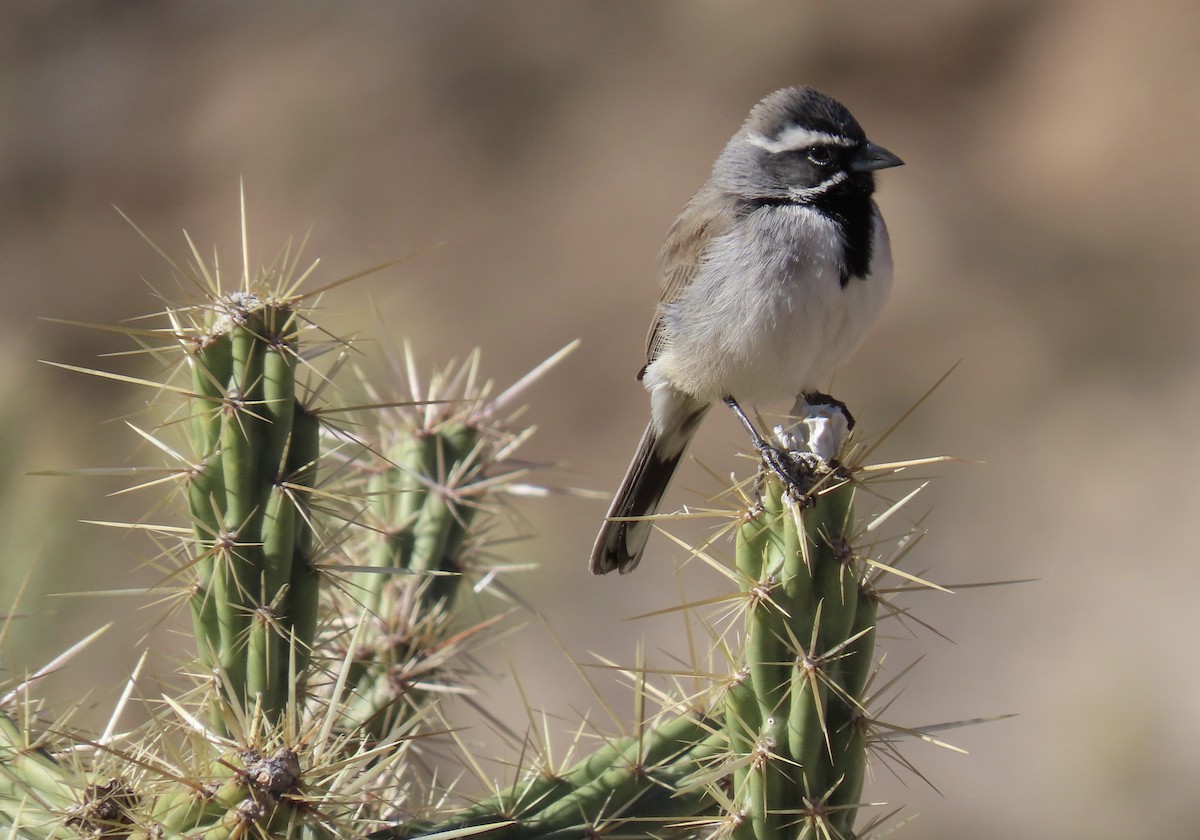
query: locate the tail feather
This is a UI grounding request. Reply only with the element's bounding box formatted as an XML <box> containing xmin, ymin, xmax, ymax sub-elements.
<box><xmin>590</xmin><ymin>413</ymin><xmax>703</xmax><ymax>575</ymax></box>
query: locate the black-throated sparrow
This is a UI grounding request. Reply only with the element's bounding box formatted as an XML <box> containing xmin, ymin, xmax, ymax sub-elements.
<box><xmin>590</xmin><ymin>86</ymin><xmax>903</xmax><ymax>575</ymax></box>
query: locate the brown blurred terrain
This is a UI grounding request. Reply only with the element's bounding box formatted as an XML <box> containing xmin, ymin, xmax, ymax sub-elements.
<box><xmin>2</xmin><ymin>1</ymin><xmax>1198</xmax><ymax>837</ymax></box>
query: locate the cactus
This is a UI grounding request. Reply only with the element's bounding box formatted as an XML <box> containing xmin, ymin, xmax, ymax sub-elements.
<box><xmin>0</xmin><ymin>207</ymin><xmax>976</xmax><ymax>840</ymax></box>
<box><xmin>725</xmin><ymin>466</ymin><xmax>873</xmax><ymax>840</ymax></box>
<box><xmin>180</xmin><ymin>291</ymin><xmax>318</xmax><ymax>728</ymax></box>
<box><xmin>324</xmin><ymin>344</ymin><xmax>577</xmax><ymax>743</ymax></box>
<box><xmin>362</xmin><ymin>420</ymin><xmax>955</xmax><ymax>840</ymax></box>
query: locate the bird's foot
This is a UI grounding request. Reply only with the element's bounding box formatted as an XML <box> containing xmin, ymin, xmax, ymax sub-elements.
<box><xmin>764</xmin><ymin>445</ymin><xmax>815</xmax><ymax>507</ymax></box>
<box><xmin>753</xmin><ymin>443</ymin><xmax>839</xmax><ymax>507</ymax></box>
<box><xmin>724</xmin><ymin>395</ymin><xmax>851</xmax><ymax>510</ymax></box>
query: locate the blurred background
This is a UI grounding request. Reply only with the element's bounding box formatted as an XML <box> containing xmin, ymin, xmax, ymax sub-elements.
<box><xmin>2</xmin><ymin>1</ymin><xmax>1198</xmax><ymax>837</ymax></box>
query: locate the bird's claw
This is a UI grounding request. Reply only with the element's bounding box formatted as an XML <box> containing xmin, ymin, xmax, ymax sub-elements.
<box><xmin>752</xmin><ymin>444</ymin><xmax>852</xmax><ymax>512</ymax></box>
<box><xmin>753</xmin><ymin>442</ymin><xmax>817</xmax><ymax>508</ymax></box>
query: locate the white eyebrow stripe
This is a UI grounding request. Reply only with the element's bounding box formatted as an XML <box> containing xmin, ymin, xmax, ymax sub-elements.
<box><xmin>747</xmin><ymin>127</ymin><xmax>855</xmax><ymax>153</ymax></box>
<box><xmin>786</xmin><ymin>170</ymin><xmax>848</xmax><ymax>199</ymax></box>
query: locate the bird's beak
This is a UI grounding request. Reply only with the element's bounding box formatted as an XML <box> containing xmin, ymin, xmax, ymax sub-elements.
<box><xmin>850</xmin><ymin>142</ymin><xmax>904</xmax><ymax>172</ymax></box>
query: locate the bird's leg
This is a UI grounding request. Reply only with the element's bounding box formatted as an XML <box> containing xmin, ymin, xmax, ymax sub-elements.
<box><xmin>723</xmin><ymin>396</ymin><xmax>814</xmax><ymax>505</ymax></box>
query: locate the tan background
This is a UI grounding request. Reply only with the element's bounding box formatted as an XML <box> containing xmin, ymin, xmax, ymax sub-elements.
<box><xmin>2</xmin><ymin>1</ymin><xmax>1198</xmax><ymax>837</ymax></box>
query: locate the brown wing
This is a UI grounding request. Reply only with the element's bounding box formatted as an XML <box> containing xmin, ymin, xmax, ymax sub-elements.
<box><xmin>640</xmin><ymin>186</ymin><xmax>734</xmax><ymax>378</ymax></box>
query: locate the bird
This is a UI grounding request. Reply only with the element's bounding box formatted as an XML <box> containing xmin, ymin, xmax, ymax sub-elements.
<box><xmin>590</xmin><ymin>85</ymin><xmax>903</xmax><ymax>575</ymax></box>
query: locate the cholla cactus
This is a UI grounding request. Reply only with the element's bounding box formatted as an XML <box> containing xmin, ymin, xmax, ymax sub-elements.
<box><xmin>0</xmin><ymin>204</ymin><xmax>572</xmax><ymax>838</ymax></box>
<box><xmin>323</xmin><ymin>340</ymin><xmax>578</xmax><ymax>743</ymax></box>
<box><xmin>0</xmin><ymin>204</ymin><xmax>978</xmax><ymax>840</ymax></box>
<box><xmin>390</xmin><ymin>416</ymin><xmax>960</xmax><ymax>840</ymax></box>
<box><xmin>180</xmin><ymin>288</ymin><xmax>319</xmax><ymax>727</ymax></box>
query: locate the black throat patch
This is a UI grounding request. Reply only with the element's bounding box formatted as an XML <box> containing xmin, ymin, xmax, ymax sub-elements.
<box><xmin>814</xmin><ymin>192</ymin><xmax>876</xmax><ymax>287</ymax></box>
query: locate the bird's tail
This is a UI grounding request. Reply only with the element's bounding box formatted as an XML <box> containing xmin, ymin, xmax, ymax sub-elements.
<box><xmin>590</xmin><ymin>410</ymin><xmax>705</xmax><ymax>575</ymax></box>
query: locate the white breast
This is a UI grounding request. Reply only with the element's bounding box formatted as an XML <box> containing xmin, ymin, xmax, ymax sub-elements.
<box><xmin>643</xmin><ymin>204</ymin><xmax>892</xmax><ymax>406</ymax></box>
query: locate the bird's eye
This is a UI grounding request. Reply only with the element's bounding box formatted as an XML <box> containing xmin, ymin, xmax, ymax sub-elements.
<box><xmin>806</xmin><ymin>146</ymin><xmax>834</xmax><ymax>166</ymax></box>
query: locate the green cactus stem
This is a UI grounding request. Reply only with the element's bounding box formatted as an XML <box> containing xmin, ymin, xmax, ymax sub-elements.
<box><xmin>337</xmin><ymin>413</ymin><xmax>491</xmax><ymax>741</ymax></box>
<box><xmin>728</xmin><ymin>466</ymin><xmax>874</xmax><ymax>840</ymax></box>
<box><xmin>184</xmin><ymin>293</ymin><xmax>318</xmax><ymax>728</ymax></box>
<box><xmin>388</xmin><ymin>712</ymin><xmax>723</xmax><ymax>840</ymax></box>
